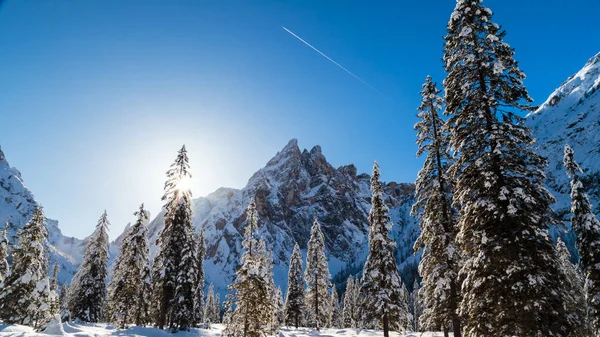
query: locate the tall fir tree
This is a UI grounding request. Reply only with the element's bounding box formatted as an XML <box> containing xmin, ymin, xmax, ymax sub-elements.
<box><xmin>213</xmin><ymin>293</ymin><xmax>221</xmax><ymax>323</ymax></box>
<box><xmin>260</xmin><ymin>239</ymin><xmax>277</xmax><ymax>333</ymax></box>
<box><xmin>328</xmin><ymin>286</ymin><xmax>341</xmax><ymax>328</ymax></box>
<box><xmin>151</xmin><ymin>145</ymin><xmax>195</xmax><ymax>331</ymax></box>
<box><xmin>273</xmin><ymin>286</ymin><xmax>284</xmax><ymax>329</ymax></box>
<box><xmin>0</xmin><ymin>208</ymin><xmax>56</xmax><ymax>330</ymax></box>
<box><xmin>341</xmin><ymin>276</ymin><xmax>357</xmax><ymax>328</ymax></box>
<box><xmin>69</xmin><ymin>211</ymin><xmax>110</xmax><ymax>323</ymax></box>
<box><xmin>284</xmin><ymin>243</ymin><xmax>305</xmax><ymax>328</ymax></box>
<box><xmin>412</xmin><ymin>75</ymin><xmax>461</xmax><ymax>336</ymax></box>
<box><xmin>304</xmin><ymin>219</ymin><xmax>331</xmax><ymax>329</ymax></box>
<box><xmin>204</xmin><ymin>283</ymin><xmax>216</xmax><ymax>323</ymax></box>
<box><xmin>59</xmin><ymin>283</ymin><xmax>70</xmax><ymax>322</ymax></box>
<box><xmin>227</xmin><ymin>199</ymin><xmax>273</xmax><ymax>337</ymax></box>
<box><xmin>556</xmin><ymin>237</ymin><xmax>591</xmax><ymax>336</ymax></box>
<box><xmin>564</xmin><ymin>144</ymin><xmax>600</xmax><ymax>335</ymax></box>
<box><xmin>360</xmin><ymin>162</ymin><xmax>409</xmax><ymax>337</ymax></box>
<box><xmin>194</xmin><ymin>228</ymin><xmax>206</xmax><ymax>325</ymax></box>
<box><xmin>443</xmin><ymin>1</ymin><xmax>572</xmax><ymax>335</ymax></box>
<box><xmin>0</xmin><ymin>221</ymin><xmax>9</xmax><ymax>283</ymax></box>
<box><xmin>409</xmin><ymin>279</ymin><xmax>423</xmax><ymax>332</ymax></box>
<box><xmin>107</xmin><ymin>204</ymin><xmax>152</xmax><ymax>328</ymax></box>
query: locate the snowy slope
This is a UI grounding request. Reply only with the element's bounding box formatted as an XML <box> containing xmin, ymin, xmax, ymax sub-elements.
<box><xmin>145</xmin><ymin>139</ymin><xmax>419</xmax><ymax>295</ymax></box>
<box><xmin>0</xmin><ymin>148</ymin><xmax>82</xmax><ymax>284</ymax></box>
<box><xmin>0</xmin><ymin>322</ymin><xmax>447</xmax><ymax>337</ymax></box>
<box><xmin>525</xmin><ymin>52</ymin><xmax>600</xmax><ymax>248</ymax></box>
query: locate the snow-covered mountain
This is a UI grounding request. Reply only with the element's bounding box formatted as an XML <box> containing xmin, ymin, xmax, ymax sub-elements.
<box><xmin>525</xmin><ymin>51</ymin><xmax>600</xmax><ymax>250</ymax></box>
<box><xmin>0</xmin><ymin>147</ymin><xmax>82</xmax><ymax>283</ymax></box>
<box><xmin>145</xmin><ymin>139</ymin><xmax>419</xmax><ymax>294</ymax></box>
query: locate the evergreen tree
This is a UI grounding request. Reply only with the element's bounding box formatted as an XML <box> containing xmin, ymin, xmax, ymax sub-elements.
<box><xmin>359</xmin><ymin>162</ymin><xmax>409</xmax><ymax>337</ymax></box>
<box><xmin>59</xmin><ymin>283</ymin><xmax>70</xmax><ymax>322</ymax></box>
<box><xmin>151</xmin><ymin>145</ymin><xmax>195</xmax><ymax>331</ymax></box>
<box><xmin>204</xmin><ymin>283</ymin><xmax>215</xmax><ymax>323</ymax></box>
<box><xmin>341</xmin><ymin>276</ymin><xmax>356</xmax><ymax>328</ymax></box>
<box><xmin>213</xmin><ymin>293</ymin><xmax>221</xmax><ymax>323</ymax></box>
<box><xmin>284</xmin><ymin>243</ymin><xmax>305</xmax><ymax>328</ymax></box>
<box><xmin>0</xmin><ymin>221</ymin><xmax>9</xmax><ymax>283</ymax></box>
<box><xmin>564</xmin><ymin>144</ymin><xmax>600</xmax><ymax>335</ymax></box>
<box><xmin>412</xmin><ymin>75</ymin><xmax>461</xmax><ymax>336</ymax></box>
<box><xmin>271</xmin><ymin>286</ymin><xmax>284</xmax><ymax>330</ymax></box>
<box><xmin>328</xmin><ymin>286</ymin><xmax>341</xmax><ymax>328</ymax></box>
<box><xmin>193</xmin><ymin>228</ymin><xmax>206</xmax><ymax>325</ymax></box>
<box><xmin>409</xmin><ymin>279</ymin><xmax>423</xmax><ymax>332</ymax></box>
<box><xmin>49</xmin><ymin>263</ymin><xmax>60</xmax><ymax>317</ymax></box>
<box><xmin>556</xmin><ymin>238</ymin><xmax>591</xmax><ymax>336</ymax></box>
<box><xmin>221</xmin><ymin>296</ymin><xmax>234</xmax><ymax>336</ymax></box>
<box><xmin>107</xmin><ymin>204</ymin><xmax>152</xmax><ymax>328</ymax></box>
<box><xmin>261</xmin><ymin>241</ymin><xmax>278</xmax><ymax>333</ymax></box>
<box><xmin>443</xmin><ymin>1</ymin><xmax>572</xmax><ymax>335</ymax></box>
<box><xmin>69</xmin><ymin>211</ymin><xmax>110</xmax><ymax>323</ymax></box>
<box><xmin>0</xmin><ymin>208</ymin><xmax>56</xmax><ymax>330</ymax></box>
<box><xmin>227</xmin><ymin>199</ymin><xmax>273</xmax><ymax>337</ymax></box>
<box><xmin>304</xmin><ymin>219</ymin><xmax>331</xmax><ymax>329</ymax></box>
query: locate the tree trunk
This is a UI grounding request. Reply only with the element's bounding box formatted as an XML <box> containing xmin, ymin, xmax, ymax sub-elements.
<box><xmin>453</xmin><ymin>315</ymin><xmax>462</xmax><ymax>337</ymax></box>
<box><xmin>382</xmin><ymin>312</ymin><xmax>390</xmax><ymax>337</ymax></box>
<box><xmin>295</xmin><ymin>312</ymin><xmax>299</xmax><ymax>329</ymax></box>
<box><xmin>443</xmin><ymin>326</ymin><xmax>449</xmax><ymax>337</ymax></box>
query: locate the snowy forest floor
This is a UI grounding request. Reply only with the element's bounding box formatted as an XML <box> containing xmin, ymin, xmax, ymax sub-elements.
<box><xmin>0</xmin><ymin>323</ymin><xmax>448</xmax><ymax>337</ymax></box>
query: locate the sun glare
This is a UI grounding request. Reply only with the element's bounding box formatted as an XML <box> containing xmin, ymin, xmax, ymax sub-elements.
<box><xmin>175</xmin><ymin>176</ymin><xmax>193</xmax><ymax>192</ymax></box>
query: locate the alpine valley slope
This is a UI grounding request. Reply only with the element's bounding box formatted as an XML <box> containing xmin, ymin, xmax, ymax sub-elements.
<box><xmin>0</xmin><ymin>147</ymin><xmax>83</xmax><ymax>283</ymax></box>
<box><xmin>525</xmin><ymin>51</ymin><xmax>600</xmax><ymax>255</ymax></box>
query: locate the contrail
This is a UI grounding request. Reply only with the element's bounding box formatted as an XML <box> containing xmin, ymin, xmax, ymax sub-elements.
<box><xmin>282</xmin><ymin>26</ymin><xmax>389</xmax><ymax>99</ymax></box>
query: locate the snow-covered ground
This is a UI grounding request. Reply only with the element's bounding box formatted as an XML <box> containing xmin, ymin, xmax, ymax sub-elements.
<box><xmin>0</xmin><ymin>323</ymin><xmax>447</xmax><ymax>337</ymax></box>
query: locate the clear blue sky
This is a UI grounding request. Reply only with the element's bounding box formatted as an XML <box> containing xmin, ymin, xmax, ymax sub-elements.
<box><xmin>1</xmin><ymin>0</ymin><xmax>599</xmax><ymax>240</ymax></box>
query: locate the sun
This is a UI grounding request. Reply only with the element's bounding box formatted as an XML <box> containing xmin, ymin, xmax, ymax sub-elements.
<box><xmin>175</xmin><ymin>176</ymin><xmax>193</xmax><ymax>192</ymax></box>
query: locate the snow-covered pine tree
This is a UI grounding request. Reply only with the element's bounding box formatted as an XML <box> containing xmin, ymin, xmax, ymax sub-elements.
<box><xmin>409</xmin><ymin>279</ymin><xmax>423</xmax><ymax>332</ymax></box>
<box><xmin>107</xmin><ymin>204</ymin><xmax>151</xmax><ymax>328</ymax></box>
<box><xmin>328</xmin><ymin>286</ymin><xmax>341</xmax><ymax>328</ymax></box>
<box><xmin>304</xmin><ymin>219</ymin><xmax>331</xmax><ymax>329</ymax></box>
<box><xmin>68</xmin><ymin>211</ymin><xmax>110</xmax><ymax>323</ymax></box>
<box><xmin>172</xmin><ymin>222</ymin><xmax>196</xmax><ymax>331</ymax></box>
<box><xmin>260</xmin><ymin>239</ymin><xmax>277</xmax><ymax>333</ymax></box>
<box><xmin>443</xmin><ymin>1</ymin><xmax>572</xmax><ymax>335</ymax></box>
<box><xmin>352</xmin><ymin>276</ymin><xmax>361</xmax><ymax>326</ymax></box>
<box><xmin>213</xmin><ymin>293</ymin><xmax>221</xmax><ymax>323</ymax></box>
<box><xmin>359</xmin><ymin>162</ymin><xmax>409</xmax><ymax>337</ymax></box>
<box><xmin>151</xmin><ymin>145</ymin><xmax>195</xmax><ymax>331</ymax></box>
<box><xmin>556</xmin><ymin>237</ymin><xmax>591</xmax><ymax>336</ymax></box>
<box><xmin>564</xmin><ymin>144</ymin><xmax>600</xmax><ymax>334</ymax></box>
<box><xmin>59</xmin><ymin>283</ymin><xmax>70</xmax><ymax>322</ymax></box>
<box><xmin>341</xmin><ymin>276</ymin><xmax>356</xmax><ymax>328</ymax></box>
<box><xmin>273</xmin><ymin>286</ymin><xmax>284</xmax><ymax>328</ymax></box>
<box><xmin>193</xmin><ymin>228</ymin><xmax>206</xmax><ymax>326</ymax></box>
<box><xmin>412</xmin><ymin>75</ymin><xmax>461</xmax><ymax>336</ymax></box>
<box><xmin>228</xmin><ymin>199</ymin><xmax>273</xmax><ymax>337</ymax></box>
<box><xmin>221</xmin><ymin>296</ymin><xmax>234</xmax><ymax>336</ymax></box>
<box><xmin>204</xmin><ymin>283</ymin><xmax>215</xmax><ymax>323</ymax></box>
<box><xmin>49</xmin><ymin>263</ymin><xmax>60</xmax><ymax>317</ymax></box>
<box><xmin>0</xmin><ymin>207</ymin><xmax>55</xmax><ymax>330</ymax></box>
<box><xmin>284</xmin><ymin>243</ymin><xmax>305</xmax><ymax>328</ymax></box>
<box><xmin>0</xmin><ymin>221</ymin><xmax>9</xmax><ymax>283</ymax></box>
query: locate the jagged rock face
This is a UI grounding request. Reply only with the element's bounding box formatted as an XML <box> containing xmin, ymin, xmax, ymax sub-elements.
<box><xmin>146</xmin><ymin>139</ymin><xmax>418</xmax><ymax>293</ymax></box>
<box><xmin>0</xmin><ymin>147</ymin><xmax>82</xmax><ymax>284</ymax></box>
<box><xmin>526</xmin><ymin>52</ymin><xmax>600</xmax><ymax>224</ymax></box>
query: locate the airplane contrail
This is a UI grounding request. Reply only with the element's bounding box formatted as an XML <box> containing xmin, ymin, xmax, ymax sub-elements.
<box><xmin>282</xmin><ymin>26</ymin><xmax>389</xmax><ymax>99</ymax></box>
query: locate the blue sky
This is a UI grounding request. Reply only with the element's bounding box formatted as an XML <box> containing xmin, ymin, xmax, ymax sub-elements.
<box><xmin>1</xmin><ymin>0</ymin><xmax>599</xmax><ymax>239</ymax></box>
